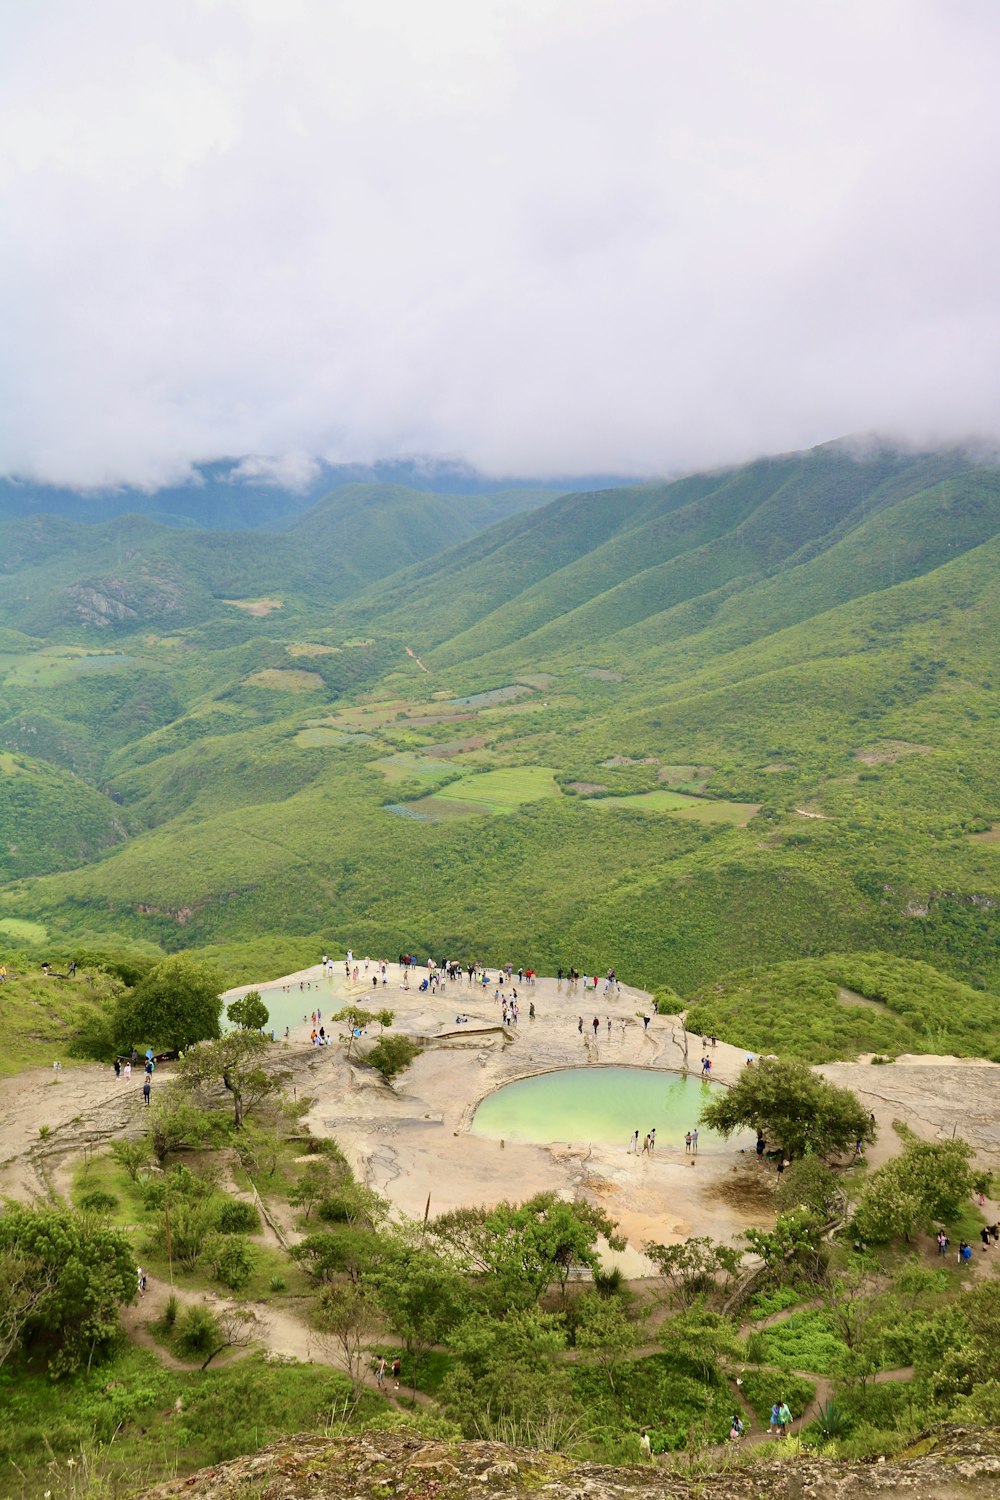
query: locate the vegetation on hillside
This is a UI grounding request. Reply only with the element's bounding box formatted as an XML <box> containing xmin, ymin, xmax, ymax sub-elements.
<box><xmin>0</xmin><ymin>445</ymin><xmax>999</xmax><ymax>1017</ymax></box>
<box><xmin>1</xmin><ymin>1033</ymin><xmax>998</xmax><ymax>1496</ymax></box>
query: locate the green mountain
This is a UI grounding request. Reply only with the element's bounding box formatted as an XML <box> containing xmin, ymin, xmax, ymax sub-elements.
<box><xmin>1</xmin><ymin>441</ymin><xmax>999</xmax><ymax>1038</ymax></box>
<box><xmin>0</xmin><ymin>482</ymin><xmax>551</xmax><ymax>638</ymax></box>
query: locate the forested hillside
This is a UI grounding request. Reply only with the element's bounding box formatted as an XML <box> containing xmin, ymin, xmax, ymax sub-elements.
<box><xmin>1</xmin><ymin>441</ymin><xmax>999</xmax><ymax>1033</ymax></box>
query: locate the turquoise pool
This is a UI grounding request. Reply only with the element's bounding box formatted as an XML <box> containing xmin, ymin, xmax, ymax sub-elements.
<box><xmin>470</xmin><ymin>1066</ymin><xmax>722</xmax><ymax>1149</ymax></box>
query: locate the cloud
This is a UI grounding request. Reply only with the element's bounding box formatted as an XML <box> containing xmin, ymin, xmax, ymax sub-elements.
<box><xmin>1</xmin><ymin>0</ymin><xmax>998</xmax><ymax>487</ymax></box>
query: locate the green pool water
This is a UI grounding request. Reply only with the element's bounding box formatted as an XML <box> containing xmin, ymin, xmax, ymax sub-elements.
<box><xmin>471</xmin><ymin>1066</ymin><xmax>723</xmax><ymax>1150</ymax></box>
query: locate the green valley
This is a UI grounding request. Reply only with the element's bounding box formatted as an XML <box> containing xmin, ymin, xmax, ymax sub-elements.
<box><xmin>0</xmin><ymin>444</ymin><xmax>998</xmax><ymax>1043</ymax></box>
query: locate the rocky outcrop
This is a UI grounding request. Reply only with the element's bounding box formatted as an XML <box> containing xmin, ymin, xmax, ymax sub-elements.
<box><xmin>142</xmin><ymin>1426</ymin><xmax>1000</xmax><ymax>1500</ymax></box>
<box><xmin>65</xmin><ymin>574</ymin><xmax>182</xmax><ymax>626</ymax></box>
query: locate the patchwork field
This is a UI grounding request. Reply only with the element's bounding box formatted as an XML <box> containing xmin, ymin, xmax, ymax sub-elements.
<box><xmin>585</xmin><ymin>789</ymin><xmax>761</xmax><ymax>824</ymax></box>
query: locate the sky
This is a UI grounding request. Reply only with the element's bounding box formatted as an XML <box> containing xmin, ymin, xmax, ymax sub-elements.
<box><xmin>1</xmin><ymin>0</ymin><xmax>999</xmax><ymax>490</ymax></box>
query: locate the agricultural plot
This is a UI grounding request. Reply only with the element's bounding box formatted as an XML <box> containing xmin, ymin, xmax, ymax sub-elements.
<box><xmin>222</xmin><ymin>597</ymin><xmax>283</xmax><ymax>615</ymax></box>
<box><xmin>585</xmin><ymin>788</ymin><xmax>760</xmax><ymax>825</ymax></box>
<box><xmin>286</xmin><ymin>642</ymin><xmax>341</xmax><ymax>657</ymax></box>
<box><xmin>293</xmin><ymin>726</ymin><xmax>373</xmax><ymax>748</ymax></box>
<box><xmin>374</xmin><ymin>751</ymin><xmax>458</xmax><ymax>785</ymax></box>
<box><xmin>243</xmin><ymin>668</ymin><xmax>324</xmax><ymax>692</ymax></box>
<box><xmin>432</xmin><ymin>765</ymin><xmax>560</xmax><ymax>812</ymax></box>
<box><xmin>0</xmin><ymin>646</ymin><xmax>136</xmax><ymax>685</ymax></box>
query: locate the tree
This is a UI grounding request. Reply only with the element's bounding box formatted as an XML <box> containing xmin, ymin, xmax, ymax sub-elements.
<box><xmin>371</xmin><ymin>1242</ymin><xmax>465</xmax><ymax>1381</ymax></box>
<box><xmin>0</xmin><ymin>1204</ymin><xmax>136</xmax><ymax>1375</ymax></box>
<box><xmin>178</xmin><ymin>1030</ymin><xmax>285</xmax><ymax>1128</ymax></box>
<box><xmin>227</xmin><ymin>990</ymin><xmax>269</xmax><ymax>1032</ymax></box>
<box><xmin>314</xmin><ymin>1281</ymin><xmax>382</xmax><ymax>1392</ymax></box>
<box><xmin>428</xmin><ymin>1193</ymin><xmax>626</xmax><ymax>1311</ymax></box>
<box><xmin>198</xmin><ymin>1302</ymin><xmax>264</xmax><ymax>1371</ymax></box>
<box><xmin>0</xmin><ymin>1249</ymin><xmax>58</xmax><ymax>1370</ymax></box>
<box><xmin>287</xmin><ymin>1160</ymin><xmax>336</xmax><ymax>1221</ymax></box>
<box><xmin>376</xmin><ymin>1008</ymin><xmax>395</xmax><ymax>1033</ymax></box>
<box><xmin>642</xmin><ymin>1236</ymin><xmax>743</xmax><ymax>1308</ymax></box>
<box><xmin>744</xmin><ymin>1208</ymin><xmax>827</xmax><ymax>1280</ymax></box>
<box><xmin>363</xmin><ymin>1035</ymin><xmax>420</xmax><ymax>1080</ymax></box>
<box><xmin>334</xmin><ymin>1006</ymin><xmax>376</xmax><ymax>1058</ymax></box>
<box><xmin>822</xmin><ymin>1265</ymin><xmax>887</xmax><ymax>1394</ymax></box>
<box><xmin>700</xmin><ymin>1057</ymin><xmax>873</xmax><ymax>1160</ymax></box>
<box><xmin>117</xmin><ymin>956</ymin><xmax>224</xmax><ymax>1054</ymax></box>
<box><xmin>110</xmin><ymin>1138</ymin><xmax>150</xmax><ymax>1182</ymax></box>
<box><xmin>294</xmin><ymin>1227</ymin><xmax>386</xmax><ymax>1284</ymax></box>
<box><xmin>573</xmin><ymin>1291</ymin><xmax>640</xmax><ymax>1392</ymax></box>
<box><xmin>851</xmin><ymin>1134</ymin><xmax>975</xmax><ymax>1243</ymax></box>
<box><xmin>776</xmin><ymin>1157</ymin><xmax>844</xmax><ymax>1219</ymax></box>
<box><xmin>440</xmin><ymin>1308</ymin><xmax>578</xmax><ymax>1445</ymax></box>
<box><xmin>145</xmin><ymin>1095</ymin><xmax>223</xmax><ymax>1163</ymax></box>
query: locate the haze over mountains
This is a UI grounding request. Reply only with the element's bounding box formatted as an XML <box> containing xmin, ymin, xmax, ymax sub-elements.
<box><xmin>0</xmin><ymin>437</ymin><xmax>997</xmax><ymax>1016</ymax></box>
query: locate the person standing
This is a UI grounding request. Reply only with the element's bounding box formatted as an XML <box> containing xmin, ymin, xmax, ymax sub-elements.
<box><xmin>777</xmin><ymin>1401</ymin><xmax>792</xmax><ymax>1438</ymax></box>
<box><xmin>628</xmin><ymin>1129</ymin><xmax>639</xmax><ymax>1154</ymax></box>
<box><xmin>143</xmin><ymin>1078</ymin><xmax>151</xmax><ymax>1106</ymax></box>
<box><xmin>691</xmin><ymin>1128</ymin><xmax>699</xmax><ymax>1153</ymax></box>
<box><xmin>648</xmin><ymin>1128</ymin><xmax>656</xmax><ymax>1154</ymax></box>
<box><xmin>684</xmin><ymin>1131</ymin><xmax>692</xmax><ymax>1154</ymax></box>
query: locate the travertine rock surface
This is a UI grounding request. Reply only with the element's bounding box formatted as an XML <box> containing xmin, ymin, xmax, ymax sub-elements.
<box><xmin>143</xmin><ymin>1425</ymin><xmax>1000</xmax><ymax>1500</ymax></box>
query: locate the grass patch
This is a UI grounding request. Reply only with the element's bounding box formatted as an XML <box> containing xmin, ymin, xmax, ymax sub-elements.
<box><xmin>222</xmin><ymin>597</ymin><xmax>283</xmax><ymax>615</ymax></box>
<box><xmin>373</xmin><ymin>752</ymin><xmax>458</xmax><ymax>786</ymax></box>
<box><xmin>433</xmin><ymin>765</ymin><xmax>560</xmax><ymax>813</ymax></box>
<box><xmin>584</xmin><ymin>789</ymin><xmax>760</xmax><ymax>824</ymax></box>
<box><xmin>754</xmin><ymin>1310</ymin><xmax>847</xmax><ymax>1375</ymax></box>
<box><xmin>0</xmin><ymin>917</ymin><xmax>47</xmax><ymax>943</ymax></box>
<box><xmin>243</xmin><ymin>669</ymin><xmax>324</xmax><ymax>692</ymax></box>
<box><xmin>0</xmin><ymin>1347</ymin><xmax>378</xmax><ymax>1498</ymax></box>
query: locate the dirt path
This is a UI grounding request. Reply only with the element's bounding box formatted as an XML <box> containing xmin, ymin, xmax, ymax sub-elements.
<box><xmin>121</xmin><ymin>1266</ymin><xmax>432</xmax><ymax>1408</ymax></box>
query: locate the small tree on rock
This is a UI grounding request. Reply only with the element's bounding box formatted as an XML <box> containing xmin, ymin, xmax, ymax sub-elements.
<box><xmin>179</xmin><ymin>1031</ymin><xmax>285</xmax><ymax>1128</ymax></box>
<box><xmin>700</xmin><ymin>1057</ymin><xmax>873</xmax><ymax>1160</ymax></box>
<box><xmin>227</xmin><ymin>990</ymin><xmax>269</xmax><ymax>1032</ymax></box>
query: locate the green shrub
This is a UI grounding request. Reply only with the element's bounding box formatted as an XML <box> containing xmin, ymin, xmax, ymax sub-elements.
<box><xmin>215</xmin><ymin>1198</ymin><xmax>260</xmax><ymax>1234</ymax></box>
<box><xmin>317</xmin><ymin>1195</ymin><xmax>353</xmax><ymax>1224</ymax></box>
<box><xmin>207</xmin><ymin>1234</ymin><xmax>258</xmax><ymax>1292</ymax></box>
<box><xmin>178</xmin><ymin>1304</ymin><xmax>218</xmax><ymax>1355</ymax></box>
<box><xmin>757</xmin><ymin>1311</ymin><xmax>846</xmax><ymax>1375</ymax></box>
<box><xmin>739</xmin><ymin>1368</ymin><xmax>815</xmax><ymax>1424</ymax></box>
<box><xmin>79</xmin><ymin>1188</ymin><xmax>118</xmax><ymax>1214</ymax></box>
<box><xmin>269</xmin><ymin>1275</ymin><xmax>286</xmax><ymax>1292</ymax></box>
<box><xmin>163</xmin><ymin>1293</ymin><xmax>179</xmax><ymax>1329</ymax></box>
<box><xmin>363</xmin><ymin>1035</ymin><xmax>421</xmax><ymax>1080</ymax></box>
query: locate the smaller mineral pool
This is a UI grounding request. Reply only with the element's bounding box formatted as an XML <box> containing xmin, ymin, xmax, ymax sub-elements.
<box><xmin>471</xmin><ymin>1066</ymin><xmax>723</xmax><ymax>1149</ymax></box>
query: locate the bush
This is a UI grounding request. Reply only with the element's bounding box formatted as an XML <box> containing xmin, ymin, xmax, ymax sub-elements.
<box><xmin>207</xmin><ymin>1234</ymin><xmax>258</xmax><ymax>1292</ymax></box>
<box><xmin>317</xmin><ymin>1195</ymin><xmax>353</xmax><ymax>1224</ymax></box>
<box><xmin>270</xmin><ymin>1275</ymin><xmax>286</xmax><ymax>1292</ymax></box>
<box><xmin>215</xmin><ymin>1198</ymin><xmax>260</xmax><ymax>1234</ymax></box>
<box><xmin>363</xmin><ymin>1035</ymin><xmax>421</xmax><ymax>1080</ymax></box>
<box><xmin>79</xmin><ymin>1189</ymin><xmax>118</xmax><ymax>1214</ymax></box>
<box><xmin>178</xmin><ymin>1304</ymin><xmax>218</xmax><ymax>1355</ymax></box>
<box><xmin>163</xmin><ymin>1293</ymin><xmax>179</xmax><ymax>1329</ymax></box>
<box><xmin>739</xmin><ymin>1368</ymin><xmax>815</xmax><ymax>1425</ymax></box>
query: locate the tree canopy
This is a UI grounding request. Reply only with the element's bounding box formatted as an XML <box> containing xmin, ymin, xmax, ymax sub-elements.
<box><xmin>699</xmin><ymin>1057</ymin><xmax>873</xmax><ymax>1159</ymax></box>
<box><xmin>117</xmin><ymin>955</ymin><xmax>224</xmax><ymax>1054</ymax></box>
<box><xmin>178</xmin><ymin>1029</ymin><xmax>282</xmax><ymax>1127</ymax></box>
<box><xmin>227</xmin><ymin>989</ymin><xmax>269</xmax><ymax>1031</ymax></box>
<box><xmin>0</xmin><ymin>1204</ymin><xmax>136</xmax><ymax>1376</ymax></box>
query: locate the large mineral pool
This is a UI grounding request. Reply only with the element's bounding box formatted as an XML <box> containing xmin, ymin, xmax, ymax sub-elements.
<box><xmin>470</xmin><ymin>1066</ymin><xmax>722</xmax><ymax>1149</ymax></box>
